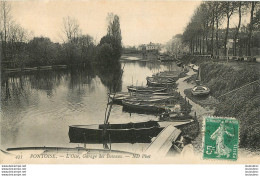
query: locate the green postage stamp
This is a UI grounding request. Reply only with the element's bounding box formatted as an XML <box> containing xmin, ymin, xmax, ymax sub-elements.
<box><xmin>203</xmin><ymin>117</ymin><xmax>239</xmax><ymax>160</ymax></box>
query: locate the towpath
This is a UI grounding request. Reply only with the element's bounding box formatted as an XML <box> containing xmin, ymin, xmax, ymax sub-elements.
<box><xmin>176</xmin><ymin>69</ymin><xmax>215</xmax><ymax>153</ymax></box>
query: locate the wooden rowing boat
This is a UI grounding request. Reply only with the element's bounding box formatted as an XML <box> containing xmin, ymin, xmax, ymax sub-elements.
<box><xmin>69</xmin><ymin>120</ymin><xmax>194</xmax><ymax>144</ymax></box>
<box><xmin>69</xmin><ymin>121</ymin><xmax>162</xmax><ymax>144</ymax></box>
<box><xmin>191</xmin><ymin>85</ymin><xmax>210</xmax><ymax>96</ymax></box>
<box><xmin>146</xmin><ymin>76</ymin><xmax>175</xmax><ymax>87</ymax></box>
<box><xmin>122</xmin><ymin>99</ymin><xmax>166</xmax><ymax>114</ymax></box>
<box><xmin>127</xmin><ymin>86</ymin><xmax>167</xmax><ymax>93</ymax></box>
<box><xmin>109</xmin><ymin>92</ymin><xmax>172</xmax><ymax>105</ymax></box>
<box><xmin>152</xmin><ymin>71</ymin><xmax>180</xmax><ymax>79</ymax></box>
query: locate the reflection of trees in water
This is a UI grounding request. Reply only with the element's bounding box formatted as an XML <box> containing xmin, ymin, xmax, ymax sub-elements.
<box><xmin>1</xmin><ymin>69</ymin><xmax>68</xmax><ymax>107</ymax></box>
<box><xmin>1</xmin><ymin>73</ymin><xmax>40</xmax><ymax>147</ymax></box>
<box><xmin>27</xmin><ymin>70</ymin><xmax>67</xmax><ymax>97</ymax></box>
<box><xmin>1</xmin><ymin>73</ymin><xmax>36</xmax><ymax>106</ymax></box>
<box><xmin>95</xmin><ymin>61</ymin><xmax>122</xmax><ymax>93</ymax></box>
<box><xmin>66</xmin><ymin>66</ymin><xmax>96</xmax><ymax>107</ymax></box>
<box><xmin>145</xmin><ymin>61</ymin><xmax>161</xmax><ymax>72</ymax></box>
<box><xmin>68</xmin><ymin>66</ymin><xmax>95</xmax><ymax>90</ymax></box>
<box><xmin>145</xmin><ymin>61</ymin><xmax>180</xmax><ymax>73</ymax></box>
<box><xmin>137</xmin><ymin>61</ymin><xmax>147</xmax><ymax>68</ymax></box>
<box><xmin>160</xmin><ymin>62</ymin><xmax>179</xmax><ymax>71</ymax></box>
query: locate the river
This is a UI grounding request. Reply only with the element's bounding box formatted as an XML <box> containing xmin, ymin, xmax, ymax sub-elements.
<box><xmin>0</xmin><ymin>59</ymin><xmax>182</xmax><ymax>153</ymax></box>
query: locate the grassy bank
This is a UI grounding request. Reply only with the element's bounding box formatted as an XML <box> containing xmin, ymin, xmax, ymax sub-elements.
<box><xmin>199</xmin><ymin>62</ymin><xmax>260</xmax><ymax>150</ymax></box>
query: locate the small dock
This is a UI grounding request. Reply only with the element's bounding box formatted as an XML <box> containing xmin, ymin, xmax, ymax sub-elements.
<box><xmin>144</xmin><ymin>125</ymin><xmax>181</xmax><ymax>157</ymax></box>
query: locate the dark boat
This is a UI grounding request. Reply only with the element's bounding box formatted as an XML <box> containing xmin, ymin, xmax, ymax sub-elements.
<box><xmin>122</xmin><ymin>99</ymin><xmax>166</xmax><ymax>114</ymax></box>
<box><xmin>69</xmin><ymin>121</ymin><xmax>163</xmax><ymax>144</ymax></box>
<box><xmin>127</xmin><ymin>86</ymin><xmax>168</xmax><ymax>93</ymax></box>
<box><xmin>109</xmin><ymin>92</ymin><xmax>172</xmax><ymax>105</ymax></box>
<box><xmin>122</xmin><ymin>96</ymin><xmax>187</xmax><ymax>115</ymax></box>
<box><xmin>146</xmin><ymin>76</ymin><xmax>175</xmax><ymax>87</ymax></box>
<box><xmin>69</xmin><ymin>120</ymin><xmax>194</xmax><ymax>144</ymax></box>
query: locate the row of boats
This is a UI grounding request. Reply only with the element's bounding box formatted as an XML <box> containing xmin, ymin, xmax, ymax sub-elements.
<box><xmin>109</xmin><ymin>91</ymin><xmax>185</xmax><ymax>115</ymax></box>
<box><xmin>69</xmin><ymin>69</ymin><xmax>194</xmax><ymax>145</ymax></box>
<box><xmin>108</xmin><ymin>71</ymin><xmax>190</xmax><ymax>115</ymax></box>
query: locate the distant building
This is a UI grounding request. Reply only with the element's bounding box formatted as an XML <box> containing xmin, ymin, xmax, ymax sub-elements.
<box><xmin>146</xmin><ymin>42</ymin><xmax>158</xmax><ymax>51</ymax></box>
<box><xmin>138</xmin><ymin>42</ymin><xmax>159</xmax><ymax>52</ymax></box>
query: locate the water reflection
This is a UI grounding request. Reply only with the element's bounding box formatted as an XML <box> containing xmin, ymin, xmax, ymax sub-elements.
<box><xmin>1</xmin><ymin>60</ymin><xmax>180</xmax><ymax>151</ymax></box>
<box><xmin>96</xmin><ymin>61</ymin><xmax>122</xmax><ymax>92</ymax></box>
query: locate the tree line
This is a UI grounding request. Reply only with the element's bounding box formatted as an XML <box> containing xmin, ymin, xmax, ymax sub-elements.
<box><xmin>0</xmin><ymin>2</ymin><xmax>122</xmax><ymax>69</ymax></box>
<box><xmin>168</xmin><ymin>1</ymin><xmax>259</xmax><ymax>57</ymax></box>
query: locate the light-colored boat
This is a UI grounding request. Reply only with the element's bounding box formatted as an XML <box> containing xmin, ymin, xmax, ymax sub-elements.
<box><xmin>191</xmin><ymin>85</ymin><xmax>210</xmax><ymax>96</ymax></box>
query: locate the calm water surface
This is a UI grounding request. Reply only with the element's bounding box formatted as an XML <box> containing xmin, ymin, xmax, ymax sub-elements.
<box><xmin>1</xmin><ymin>60</ymin><xmax>181</xmax><ymax>153</ymax></box>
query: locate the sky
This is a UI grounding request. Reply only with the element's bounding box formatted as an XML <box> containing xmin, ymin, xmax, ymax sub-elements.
<box><xmin>10</xmin><ymin>0</ymin><xmax>202</xmax><ymax>46</ymax></box>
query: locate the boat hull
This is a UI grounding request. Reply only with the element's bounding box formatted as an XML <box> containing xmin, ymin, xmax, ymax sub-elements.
<box><xmin>122</xmin><ymin>100</ymin><xmax>165</xmax><ymax>114</ymax></box>
<box><xmin>191</xmin><ymin>86</ymin><xmax>210</xmax><ymax>96</ymax></box>
<box><xmin>127</xmin><ymin>86</ymin><xmax>167</xmax><ymax>93</ymax></box>
<box><xmin>69</xmin><ymin>126</ymin><xmax>163</xmax><ymax>144</ymax></box>
<box><xmin>146</xmin><ymin>77</ymin><xmax>175</xmax><ymax>87</ymax></box>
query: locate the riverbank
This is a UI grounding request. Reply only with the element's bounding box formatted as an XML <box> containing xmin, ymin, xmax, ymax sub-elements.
<box><xmin>182</xmin><ymin>59</ymin><xmax>260</xmax><ymax>150</ymax></box>
<box><xmin>2</xmin><ymin>65</ymin><xmax>68</xmax><ymax>74</ymax></box>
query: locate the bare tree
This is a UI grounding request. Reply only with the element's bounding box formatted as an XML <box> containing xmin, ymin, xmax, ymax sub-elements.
<box><xmin>62</xmin><ymin>16</ymin><xmax>81</xmax><ymax>43</ymax></box>
<box><xmin>0</xmin><ymin>1</ymin><xmax>12</xmax><ymax>60</ymax></box>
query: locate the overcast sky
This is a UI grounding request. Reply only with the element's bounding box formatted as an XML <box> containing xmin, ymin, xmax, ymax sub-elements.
<box><xmin>11</xmin><ymin>0</ymin><xmax>202</xmax><ymax>46</ymax></box>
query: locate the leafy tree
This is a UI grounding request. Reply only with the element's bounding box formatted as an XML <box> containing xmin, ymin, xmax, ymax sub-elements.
<box><xmin>221</xmin><ymin>2</ymin><xmax>235</xmax><ymax>56</ymax></box>
<box><xmin>97</xmin><ymin>13</ymin><xmax>122</xmax><ymax>64</ymax></box>
<box><xmin>247</xmin><ymin>1</ymin><xmax>259</xmax><ymax>56</ymax></box>
<box><xmin>27</xmin><ymin>37</ymin><xmax>59</xmax><ymax>66</ymax></box>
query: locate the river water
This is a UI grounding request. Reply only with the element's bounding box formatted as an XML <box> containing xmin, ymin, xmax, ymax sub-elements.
<box><xmin>1</xmin><ymin>60</ymin><xmax>182</xmax><ymax>153</ymax></box>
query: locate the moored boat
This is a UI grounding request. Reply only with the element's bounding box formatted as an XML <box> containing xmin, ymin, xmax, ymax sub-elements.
<box><xmin>146</xmin><ymin>76</ymin><xmax>175</xmax><ymax>87</ymax></box>
<box><xmin>69</xmin><ymin>120</ymin><xmax>194</xmax><ymax>144</ymax></box>
<box><xmin>191</xmin><ymin>85</ymin><xmax>210</xmax><ymax>96</ymax></box>
<box><xmin>69</xmin><ymin>121</ymin><xmax>162</xmax><ymax>144</ymax></box>
<box><xmin>127</xmin><ymin>86</ymin><xmax>167</xmax><ymax>93</ymax></box>
<box><xmin>109</xmin><ymin>92</ymin><xmax>172</xmax><ymax>104</ymax></box>
<box><xmin>108</xmin><ymin>92</ymin><xmax>132</xmax><ymax>104</ymax></box>
<box><xmin>152</xmin><ymin>71</ymin><xmax>180</xmax><ymax>79</ymax></box>
<box><xmin>39</xmin><ymin>66</ymin><xmax>52</xmax><ymax>70</ymax></box>
<box><xmin>122</xmin><ymin>99</ymin><xmax>166</xmax><ymax>114</ymax></box>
